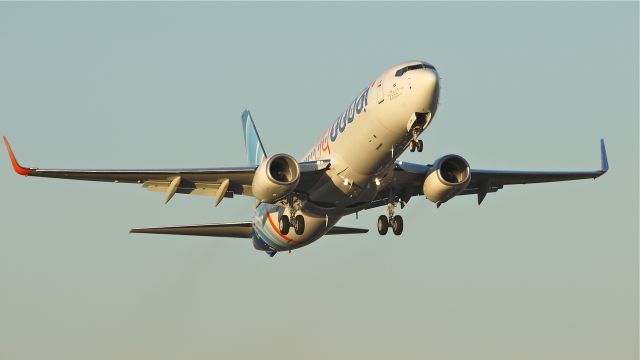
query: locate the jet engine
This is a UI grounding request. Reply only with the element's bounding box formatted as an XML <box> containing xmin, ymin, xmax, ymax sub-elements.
<box><xmin>252</xmin><ymin>153</ymin><xmax>300</xmax><ymax>204</ymax></box>
<box><xmin>423</xmin><ymin>154</ymin><xmax>471</xmax><ymax>204</ymax></box>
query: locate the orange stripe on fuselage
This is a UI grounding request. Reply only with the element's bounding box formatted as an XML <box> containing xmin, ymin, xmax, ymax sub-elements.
<box><xmin>265</xmin><ymin>210</ymin><xmax>301</xmax><ymax>245</ymax></box>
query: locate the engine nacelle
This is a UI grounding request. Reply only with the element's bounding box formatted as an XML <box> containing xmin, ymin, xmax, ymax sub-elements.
<box><xmin>423</xmin><ymin>154</ymin><xmax>471</xmax><ymax>204</ymax></box>
<box><xmin>252</xmin><ymin>153</ymin><xmax>300</xmax><ymax>204</ymax></box>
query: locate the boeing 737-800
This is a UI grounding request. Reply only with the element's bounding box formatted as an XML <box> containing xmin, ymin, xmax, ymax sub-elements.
<box><xmin>3</xmin><ymin>60</ymin><xmax>608</xmax><ymax>257</ymax></box>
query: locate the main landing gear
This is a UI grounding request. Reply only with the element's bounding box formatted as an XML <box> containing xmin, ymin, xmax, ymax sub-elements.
<box><xmin>278</xmin><ymin>194</ymin><xmax>305</xmax><ymax>235</ymax></box>
<box><xmin>377</xmin><ymin>202</ymin><xmax>404</xmax><ymax>236</ymax></box>
<box><xmin>279</xmin><ymin>214</ymin><xmax>305</xmax><ymax>236</ymax></box>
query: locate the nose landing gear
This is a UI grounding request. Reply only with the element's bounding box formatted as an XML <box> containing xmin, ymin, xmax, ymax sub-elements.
<box><xmin>408</xmin><ymin>124</ymin><xmax>424</xmax><ymax>152</ymax></box>
<box><xmin>409</xmin><ymin>139</ymin><xmax>423</xmax><ymax>152</ymax></box>
<box><xmin>377</xmin><ymin>202</ymin><xmax>404</xmax><ymax>236</ymax></box>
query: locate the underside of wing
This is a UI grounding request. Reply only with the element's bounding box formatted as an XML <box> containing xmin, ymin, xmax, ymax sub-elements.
<box><xmin>368</xmin><ymin>139</ymin><xmax>608</xmax><ymax>208</ymax></box>
<box><xmin>130</xmin><ymin>222</ymin><xmax>254</xmax><ymax>238</ymax></box>
<box><xmin>464</xmin><ymin>139</ymin><xmax>608</xmax><ymax>204</ymax></box>
<box><xmin>2</xmin><ymin>136</ymin><xmax>329</xmax><ymax>205</ymax></box>
<box><xmin>325</xmin><ymin>226</ymin><xmax>369</xmax><ymax>235</ymax></box>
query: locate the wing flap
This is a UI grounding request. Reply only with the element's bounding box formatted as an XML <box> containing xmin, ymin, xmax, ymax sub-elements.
<box><xmin>130</xmin><ymin>222</ymin><xmax>253</xmax><ymax>238</ymax></box>
<box><xmin>142</xmin><ymin>180</ymin><xmax>247</xmax><ymax>197</ymax></box>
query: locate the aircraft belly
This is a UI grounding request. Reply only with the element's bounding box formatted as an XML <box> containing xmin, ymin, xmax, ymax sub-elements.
<box><xmin>302</xmin><ymin>100</ymin><xmax>416</xmax><ymax>215</ymax></box>
<box><xmin>252</xmin><ymin>204</ymin><xmax>339</xmax><ymax>251</ymax></box>
<box><xmin>332</xmin><ymin>100</ymin><xmax>413</xmax><ymax>177</ymax></box>
<box><xmin>301</xmin><ymin>70</ymin><xmax>433</xmax><ymax>218</ymax></box>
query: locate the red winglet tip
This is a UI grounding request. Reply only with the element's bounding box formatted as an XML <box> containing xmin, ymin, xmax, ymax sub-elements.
<box><xmin>2</xmin><ymin>136</ymin><xmax>31</xmax><ymax>176</ymax></box>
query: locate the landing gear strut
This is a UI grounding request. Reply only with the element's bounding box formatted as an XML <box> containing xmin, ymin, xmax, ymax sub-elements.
<box><xmin>377</xmin><ymin>200</ymin><xmax>404</xmax><ymax>236</ymax></box>
<box><xmin>278</xmin><ymin>194</ymin><xmax>305</xmax><ymax>235</ymax></box>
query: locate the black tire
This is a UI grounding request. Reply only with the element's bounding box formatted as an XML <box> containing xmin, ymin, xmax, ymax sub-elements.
<box><xmin>392</xmin><ymin>215</ymin><xmax>404</xmax><ymax>235</ymax></box>
<box><xmin>377</xmin><ymin>215</ymin><xmax>389</xmax><ymax>235</ymax></box>
<box><xmin>416</xmin><ymin>139</ymin><xmax>423</xmax><ymax>152</ymax></box>
<box><xmin>409</xmin><ymin>141</ymin><xmax>416</xmax><ymax>152</ymax></box>
<box><xmin>279</xmin><ymin>215</ymin><xmax>290</xmax><ymax>235</ymax></box>
<box><xmin>294</xmin><ymin>215</ymin><xmax>305</xmax><ymax>235</ymax></box>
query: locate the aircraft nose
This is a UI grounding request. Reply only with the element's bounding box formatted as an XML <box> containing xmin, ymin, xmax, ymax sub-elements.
<box><xmin>417</xmin><ymin>68</ymin><xmax>440</xmax><ymax>115</ymax></box>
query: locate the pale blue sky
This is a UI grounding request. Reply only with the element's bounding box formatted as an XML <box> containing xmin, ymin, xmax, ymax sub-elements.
<box><xmin>0</xmin><ymin>2</ymin><xmax>637</xmax><ymax>360</ymax></box>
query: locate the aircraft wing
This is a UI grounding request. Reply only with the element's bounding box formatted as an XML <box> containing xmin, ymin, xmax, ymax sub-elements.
<box><xmin>370</xmin><ymin>139</ymin><xmax>608</xmax><ymax>207</ymax></box>
<box><xmin>3</xmin><ymin>136</ymin><xmax>328</xmax><ymax>205</ymax></box>
<box><xmin>130</xmin><ymin>222</ymin><xmax>368</xmax><ymax>238</ymax></box>
<box><xmin>130</xmin><ymin>222</ymin><xmax>254</xmax><ymax>238</ymax></box>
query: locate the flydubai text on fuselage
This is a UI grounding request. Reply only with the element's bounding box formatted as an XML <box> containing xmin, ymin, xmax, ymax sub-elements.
<box><xmin>252</xmin><ymin>61</ymin><xmax>439</xmax><ymax>252</ymax></box>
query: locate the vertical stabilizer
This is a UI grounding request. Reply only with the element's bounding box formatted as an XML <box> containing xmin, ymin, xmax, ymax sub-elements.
<box><xmin>241</xmin><ymin>110</ymin><xmax>268</xmax><ymax>167</ymax></box>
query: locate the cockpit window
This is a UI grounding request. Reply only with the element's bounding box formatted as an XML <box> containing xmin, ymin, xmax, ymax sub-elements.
<box><xmin>395</xmin><ymin>63</ymin><xmax>436</xmax><ymax>77</ymax></box>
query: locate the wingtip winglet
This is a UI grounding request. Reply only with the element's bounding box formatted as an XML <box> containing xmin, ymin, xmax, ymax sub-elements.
<box><xmin>2</xmin><ymin>135</ymin><xmax>31</xmax><ymax>176</ymax></box>
<box><xmin>600</xmin><ymin>138</ymin><xmax>608</xmax><ymax>173</ymax></box>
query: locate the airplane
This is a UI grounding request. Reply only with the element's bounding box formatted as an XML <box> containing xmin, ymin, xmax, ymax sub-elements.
<box><xmin>3</xmin><ymin>60</ymin><xmax>609</xmax><ymax>257</ymax></box>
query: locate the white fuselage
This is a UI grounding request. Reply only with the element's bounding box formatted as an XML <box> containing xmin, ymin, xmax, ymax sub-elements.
<box><xmin>252</xmin><ymin>61</ymin><xmax>440</xmax><ymax>252</ymax></box>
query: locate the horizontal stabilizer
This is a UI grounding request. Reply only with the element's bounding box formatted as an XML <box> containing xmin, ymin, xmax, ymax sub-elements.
<box><xmin>325</xmin><ymin>226</ymin><xmax>369</xmax><ymax>235</ymax></box>
<box><xmin>130</xmin><ymin>222</ymin><xmax>253</xmax><ymax>238</ymax></box>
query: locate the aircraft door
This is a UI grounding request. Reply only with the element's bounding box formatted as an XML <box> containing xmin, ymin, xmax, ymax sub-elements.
<box><xmin>376</xmin><ymin>80</ymin><xmax>384</xmax><ymax>104</ymax></box>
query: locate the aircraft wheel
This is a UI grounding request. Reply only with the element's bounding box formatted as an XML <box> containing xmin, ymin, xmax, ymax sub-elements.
<box><xmin>279</xmin><ymin>215</ymin><xmax>291</xmax><ymax>235</ymax></box>
<box><xmin>294</xmin><ymin>215</ymin><xmax>305</xmax><ymax>235</ymax></box>
<box><xmin>416</xmin><ymin>139</ymin><xmax>424</xmax><ymax>152</ymax></box>
<box><xmin>392</xmin><ymin>215</ymin><xmax>404</xmax><ymax>235</ymax></box>
<box><xmin>409</xmin><ymin>141</ymin><xmax>416</xmax><ymax>152</ymax></box>
<box><xmin>377</xmin><ymin>215</ymin><xmax>389</xmax><ymax>235</ymax></box>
